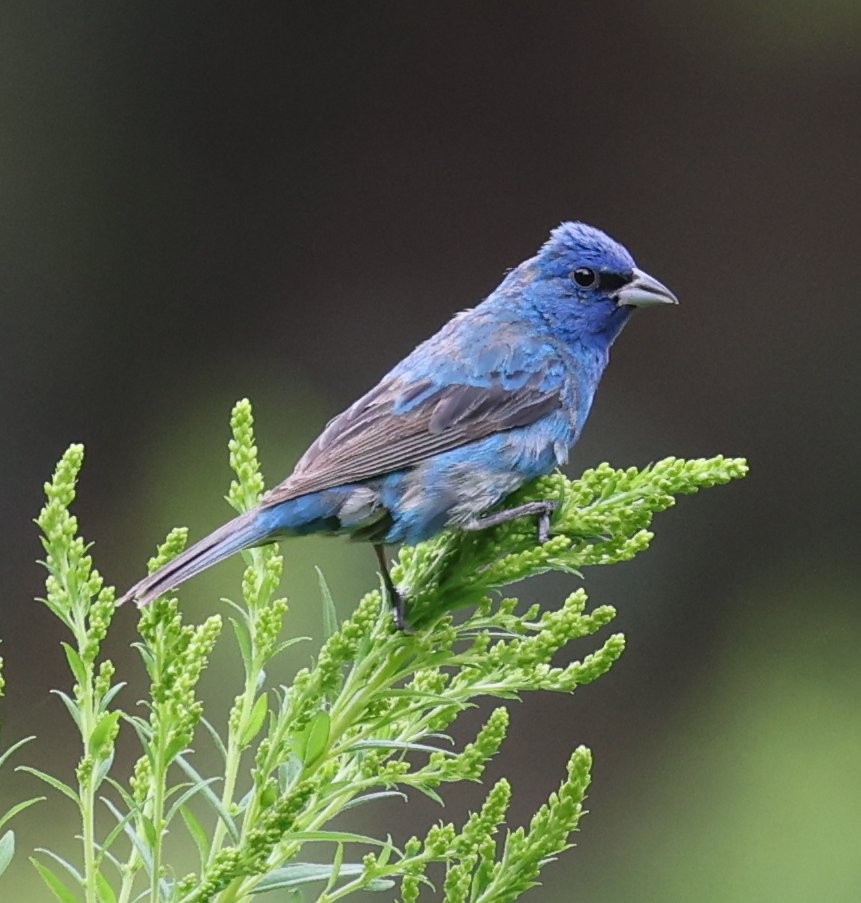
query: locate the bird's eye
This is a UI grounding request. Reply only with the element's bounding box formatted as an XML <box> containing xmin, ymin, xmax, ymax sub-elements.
<box><xmin>572</xmin><ymin>267</ymin><xmax>596</xmax><ymax>288</ymax></box>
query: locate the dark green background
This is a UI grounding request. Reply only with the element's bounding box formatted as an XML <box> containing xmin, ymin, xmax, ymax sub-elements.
<box><xmin>2</xmin><ymin>3</ymin><xmax>859</xmax><ymax>899</ymax></box>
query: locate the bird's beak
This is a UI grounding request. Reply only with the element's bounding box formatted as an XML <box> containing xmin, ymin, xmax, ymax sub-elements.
<box><xmin>615</xmin><ymin>267</ymin><xmax>679</xmax><ymax>308</ymax></box>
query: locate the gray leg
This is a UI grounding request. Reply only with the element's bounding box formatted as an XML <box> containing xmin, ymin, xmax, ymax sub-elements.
<box><xmin>374</xmin><ymin>544</ymin><xmax>406</xmax><ymax>631</ymax></box>
<box><xmin>462</xmin><ymin>500</ymin><xmax>558</xmax><ymax>544</ymax></box>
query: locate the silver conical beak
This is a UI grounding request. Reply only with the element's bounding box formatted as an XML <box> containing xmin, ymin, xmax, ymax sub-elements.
<box><xmin>615</xmin><ymin>267</ymin><xmax>679</xmax><ymax>308</ymax></box>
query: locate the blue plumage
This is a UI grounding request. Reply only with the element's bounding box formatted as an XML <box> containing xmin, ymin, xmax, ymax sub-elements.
<box><xmin>119</xmin><ymin>222</ymin><xmax>677</xmax><ymax>620</ymax></box>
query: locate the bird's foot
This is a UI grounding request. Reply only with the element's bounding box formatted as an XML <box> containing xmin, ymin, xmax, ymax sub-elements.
<box><xmin>374</xmin><ymin>543</ymin><xmax>410</xmax><ymax>632</ymax></box>
<box><xmin>463</xmin><ymin>498</ymin><xmax>559</xmax><ymax>544</ymax></box>
<box><xmin>389</xmin><ymin>586</ymin><xmax>408</xmax><ymax>632</ymax></box>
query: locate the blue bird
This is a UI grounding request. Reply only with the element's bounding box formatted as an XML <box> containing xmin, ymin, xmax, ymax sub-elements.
<box><xmin>119</xmin><ymin>222</ymin><xmax>677</xmax><ymax>625</ymax></box>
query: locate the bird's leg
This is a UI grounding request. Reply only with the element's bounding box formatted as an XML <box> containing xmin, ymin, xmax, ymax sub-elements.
<box><xmin>462</xmin><ymin>499</ymin><xmax>558</xmax><ymax>544</ymax></box>
<box><xmin>374</xmin><ymin>543</ymin><xmax>406</xmax><ymax>631</ymax></box>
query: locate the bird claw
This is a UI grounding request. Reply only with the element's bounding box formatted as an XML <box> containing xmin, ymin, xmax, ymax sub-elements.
<box><xmin>374</xmin><ymin>543</ymin><xmax>410</xmax><ymax>632</ymax></box>
<box><xmin>462</xmin><ymin>498</ymin><xmax>559</xmax><ymax>544</ymax></box>
<box><xmin>536</xmin><ymin>501</ymin><xmax>557</xmax><ymax>544</ymax></box>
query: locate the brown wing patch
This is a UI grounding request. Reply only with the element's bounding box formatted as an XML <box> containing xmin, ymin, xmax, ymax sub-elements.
<box><xmin>262</xmin><ymin>375</ymin><xmax>563</xmax><ymax>506</ymax></box>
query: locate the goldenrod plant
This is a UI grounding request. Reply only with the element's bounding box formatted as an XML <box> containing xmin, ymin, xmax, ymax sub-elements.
<box><xmin>4</xmin><ymin>400</ymin><xmax>746</xmax><ymax>901</ymax></box>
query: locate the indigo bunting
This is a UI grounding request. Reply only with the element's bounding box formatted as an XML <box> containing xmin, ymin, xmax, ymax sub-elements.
<box><xmin>120</xmin><ymin>222</ymin><xmax>677</xmax><ymax>625</ymax></box>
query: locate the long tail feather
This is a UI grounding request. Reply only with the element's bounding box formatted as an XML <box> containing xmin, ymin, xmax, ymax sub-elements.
<box><xmin>117</xmin><ymin>509</ymin><xmax>275</xmax><ymax>607</ymax></box>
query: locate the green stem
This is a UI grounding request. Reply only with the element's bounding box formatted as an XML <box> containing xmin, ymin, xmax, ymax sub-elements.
<box><xmin>116</xmin><ymin>848</ymin><xmax>141</xmax><ymax>903</ymax></box>
<box><xmin>148</xmin><ymin>753</ymin><xmax>167</xmax><ymax>903</ymax></box>
<box><xmin>74</xmin><ymin>616</ymin><xmax>99</xmax><ymax>903</ymax></box>
<box><xmin>80</xmin><ymin>750</ymin><xmax>98</xmax><ymax>903</ymax></box>
<box><xmin>206</xmin><ymin>647</ymin><xmax>262</xmax><ymax>869</ymax></box>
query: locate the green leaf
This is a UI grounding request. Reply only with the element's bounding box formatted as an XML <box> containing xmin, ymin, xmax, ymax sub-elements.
<box><xmin>271</xmin><ymin>636</ymin><xmax>311</xmax><ymax>659</ymax></box>
<box><xmin>99</xmin><ymin>681</ymin><xmax>127</xmax><ymax>711</ymax></box>
<box><xmin>346</xmin><ymin>739</ymin><xmax>454</xmax><ymax>756</ymax></box>
<box><xmin>30</xmin><ymin>857</ymin><xmax>82</xmax><ymax>903</ymax></box>
<box><xmin>16</xmin><ymin>766</ymin><xmax>79</xmax><ymax>804</ymax></box>
<box><xmin>240</xmin><ymin>692</ymin><xmax>269</xmax><ymax>748</ymax></box>
<box><xmin>376</xmin><ymin>835</ymin><xmax>394</xmax><ymax>867</ymax></box>
<box><xmin>229</xmin><ymin>616</ymin><xmax>252</xmax><ymax>671</ymax></box>
<box><xmin>97</xmin><ymin>796</ymin><xmax>138</xmax><ymax>859</ymax></box>
<box><xmin>89</xmin><ymin>711</ymin><xmax>120</xmax><ymax>757</ymax></box>
<box><xmin>164</xmin><ymin>734</ymin><xmax>192</xmax><ymax>763</ymax></box>
<box><xmin>102</xmin><ymin>777</ymin><xmax>137</xmax><ymax>813</ymax></box>
<box><xmin>95</xmin><ymin>870</ymin><xmax>117</xmax><ymax>903</ymax></box>
<box><xmin>61</xmin><ymin>642</ymin><xmax>87</xmax><ymax>687</ymax></box>
<box><xmin>410</xmin><ymin>782</ymin><xmax>445</xmax><ymax>805</ymax></box>
<box><xmin>100</xmin><ymin>798</ymin><xmax>153</xmax><ymax>874</ymax></box>
<box><xmin>92</xmin><ymin>749</ymin><xmax>115</xmax><ymax>792</ymax></box>
<box><xmin>0</xmin><ymin>735</ymin><xmax>36</xmax><ymax>770</ymax></box>
<box><xmin>300</xmin><ymin>710</ymin><xmax>330</xmax><ymax>766</ymax></box>
<box><xmin>140</xmin><ymin>813</ymin><xmax>158</xmax><ymax>848</ymax></box>
<box><xmin>254</xmin><ymin>863</ymin><xmax>366</xmax><ymax>892</ymax></box>
<box><xmin>0</xmin><ymin>831</ymin><xmax>14</xmax><ymax>879</ymax></box>
<box><xmin>180</xmin><ymin>805</ymin><xmax>210</xmax><ymax>869</ymax></box>
<box><xmin>288</xmin><ymin>830</ymin><xmax>399</xmax><ymax>849</ymax></box>
<box><xmin>0</xmin><ymin>796</ymin><xmax>45</xmax><ymax>832</ymax></box>
<box><xmin>199</xmin><ymin>715</ymin><xmax>229</xmax><ymax>762</ymax></box>
<box><xmin>327</xmin><ymin>842</ymin><xmax>344</xmax><ymax>892</ymax></box>
<box><xmin>165</xmin><ymin>776</ymin><xmax>221</xmax><ymax>825</ymax></box>
<box><xmin>175</xmin><ymin>755</ymin><xmax>239</xmax><ymax>843</ymax></box>
<box><xmin>340</xmin><ymin>790</ymin><xmax>408</xmax><ymax>811</ymax></box>
<box><xmin>34</xmin><ymin>847</ymin><xmax>83</xmax><ymax>883</ymax></box>
<box><xmin>50</xmin><ymin>689</ymin><xmax>82</xmax><ymax>729</ymax></box>
<box><xmin>317</xmin><ymin>567</ymin><xmax>338</xmax><ymax>640</ymax></box>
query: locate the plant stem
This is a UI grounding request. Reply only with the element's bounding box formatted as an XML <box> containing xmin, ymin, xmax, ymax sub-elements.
<box><xmin>207</xmin><ymin>670</ymin><xmax>258</xmax><ymax>868</ymax></box>
<box><xmin>148</xmin><ymin>753</ymin><xmax>167</xmax><ymax>903</ymax></box>
<box><xmin>73</xmin><ymin>608</ymin><xmax>99</xmax><ymax>903</ymax></box>
<box><xmin>80</xmin><ymin>751</ymin><xmax>98</xmax><ymax>903</ymax></box>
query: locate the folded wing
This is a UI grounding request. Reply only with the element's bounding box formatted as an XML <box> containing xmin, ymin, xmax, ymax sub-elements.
<box><xmin>262</xmin><ymin>370</ymin><xmax>565</xmax><ymax>506</ymax></box>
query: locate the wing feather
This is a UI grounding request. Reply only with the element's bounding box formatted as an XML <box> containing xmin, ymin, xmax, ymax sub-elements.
<box><xmin>262</xmin><ymin>372</ymin><xmax>563</xmax><ymax>506</ymax></box>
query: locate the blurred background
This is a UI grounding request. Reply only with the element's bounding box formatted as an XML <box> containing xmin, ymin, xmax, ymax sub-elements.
<box><xmin>2</xmin><ymin>2</ymin><xmax>860</xmax><ymax>899</ymax></box>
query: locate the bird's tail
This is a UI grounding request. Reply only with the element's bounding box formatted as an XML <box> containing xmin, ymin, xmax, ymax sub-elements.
<box><xmin>117</xmin><ymin>509</ymin><xmax>277</xmax><ymax>608</ymax></box>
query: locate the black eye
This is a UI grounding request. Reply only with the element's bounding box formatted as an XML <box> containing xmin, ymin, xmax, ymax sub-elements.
<box><xmin>573</xmin><ymin>267</ymin><xmax>596</xmax><ymax>288</ymax></box>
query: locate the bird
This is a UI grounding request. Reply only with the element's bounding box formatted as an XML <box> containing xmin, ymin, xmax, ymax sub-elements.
<box><xmin>119</xmin><ymin>222</ymin><xmax>677</xmax><ymax>626</ymax></box>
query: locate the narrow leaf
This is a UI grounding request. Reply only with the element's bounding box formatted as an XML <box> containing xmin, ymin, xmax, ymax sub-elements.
<box><xmin>34</xmin><ymin>847</ymin><xmax>83</xmax><ymax>882</ymax></box>
<box><xmin>0</xmin><ymin>796</ymin><xmax>45</xmax><ymax>832</ymax></box>
<box><xmin>179</xmin><ymin>806</ymin><xmax>210</xmax><ymax>869</ymax></box>
<box><xmin>0</xmin><ymin>735</ymin><xmax>36</xmax><ymax>770</ymax></box>
<box><xmin>99</xmin><ymin>682</ymin><xmax>127</xmax><ymax>711</ymax></box>
<box><xmin>199</xmin><ymin>716</ymin><xmax>229</xmax><ymax>763</ymax></box>
<box><xmin>254</xmin><ymin>863</ymin><xmax>366</xmax><ymax>892</ymax></box>
<box><xmin>61</xmin><ymin>642</ymin><xmax>88</xmax><ymax>687</ymax></box>
<box><xmin>97</xmin><ymin>797</ymin><xmax>138</xmax><ymax>858</ymax></box>
<box><xmin>30</xmin><ymin>857</ymin><xmax>82</xmax><ymax>903</ymax></box>
<box><xmin>0</xmin><ymin>831</ymin><xmax>14</xmax><ymax>879</ymax></box>
<box><xmin>89</xmin><ymin>711</ymin><xmax>120</xmax><ymax>756</ymax></box>
<box><xmin>16</xmin><ymin>766</ymin><xmax>79</xmax><ymax>804</ymax></box>
<box><xmin>229</xmin><ymin>616</ymin><xmax>252</xmax><ymax>671</ymax></box>
<box><xmin>301</xmin><ymin>711</ymin><xmax>330</xmax><ymax>766</ymax></box>
<box><xmin>174</xmin><ymin>755</ymin><xmax>238</xmax><ymax>843</ymax></box>
<box><xmin>346</xmin><ymin>739</ymin><xmax>454</xmax><ymax>756</ymax></box>
<box><xmin>96</xmin><ymin>870</ymin><xmax>117</xmax><ymax>903</ymax></box>
<box><xmin>100</xmin><ymin>798</ymin><xmax>153</xmax><ymax>875</ymax></box>
<box><xmin>92</xmin><ymin>749</ymin><xmax>115</xmax><ymax>793</ymax></box>
<box><xmin>341</xmin><ymin>790</ymin><xmax>408</xmax><ymax>811</ymax></box>
<box><xmin>271</xmin><ymin>636</ymin><xmax>310</xmax><ymax>658</ymax></box>
<box><xmin>240</xmin><ymin>692</ymin><xmax>269</xmax><ymax>748</ymax></box>
<box><xmin>165</xmin><ymin>776</ymin><xmax>222</xmax><ymax>825</ymax></box>
<box><xmin>50</xmin><ymin>690</ymin><xmax>82</xmax><ymax>729</ymax></box>
<box><xmin>316</xmin><ymin>568</ymin><xmax>338</xmax><ymax>640</ymax></box>
<box><xmin>288</xmin><ymin>831</ymin><xmax>398</xmax><ymax>849</ymax></box>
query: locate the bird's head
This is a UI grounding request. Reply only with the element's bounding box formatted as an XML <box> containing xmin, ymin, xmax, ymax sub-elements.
<box><xmin>523</xmin><ymin>221</ymin><xmax>678</xmax><ymax>348</ymax></box>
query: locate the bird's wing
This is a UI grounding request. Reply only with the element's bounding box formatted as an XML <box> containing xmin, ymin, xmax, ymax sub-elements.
<box><xmin>262</xmin><ymin>368</ymin><xmax>565</xmax><ymax>506</ymax></box>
